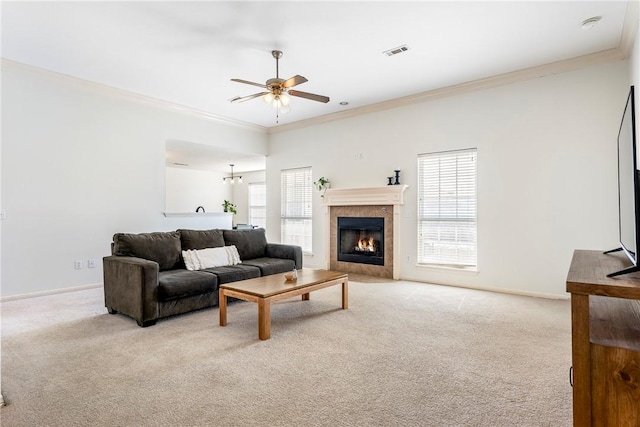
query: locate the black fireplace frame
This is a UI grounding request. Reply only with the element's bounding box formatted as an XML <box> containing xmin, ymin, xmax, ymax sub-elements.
<box><xmin>337</xmin><ymin>216</ymin><xmax>384</xmax><ymax>266</ymax></box>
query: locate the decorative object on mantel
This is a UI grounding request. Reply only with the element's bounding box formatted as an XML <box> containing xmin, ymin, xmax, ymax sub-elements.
<box><xmin>387</xmin><ymin>170</ymin><xmax>401</xmax><ymax>185</ymax></box>
<box><xmin>222</xmin><ymin>164</ymin><xmax>242</xmax><ymax>184</ymax></box>
<box><xmin>195</xmin><ymin>206</ymin><xmax>205</xmax><ymax>213</ymax></box>
<box><xmin>314</xmin><ymin>176</ymin><xmax>331</xmax><ymax>197</ymax></box>
<box><xmin>222</xmin><ymin>200</ymin><xmax>237</xmax><ymax>214</ymax></box>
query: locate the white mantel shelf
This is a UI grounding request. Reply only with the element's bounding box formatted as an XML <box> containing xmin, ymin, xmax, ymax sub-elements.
<box><xmin>323</xmin><ymin>185</ymin><xmax>408</xmax><ymax>206</ymax></box>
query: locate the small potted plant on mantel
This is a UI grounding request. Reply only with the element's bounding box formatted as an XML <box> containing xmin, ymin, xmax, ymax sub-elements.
<box><xmin>314</xmin><ymin>177</ymin><xmax>330</xmax><ymax>198</ymax></box>
<box><xmin>222</xmin><ymin>200</ymin><xmax>237</xmax><ymax>214</ymax></box>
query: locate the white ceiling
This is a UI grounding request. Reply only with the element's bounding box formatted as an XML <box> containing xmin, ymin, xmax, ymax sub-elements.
<box><xmin>2</xmin><ymin>1</ymin><xmax>636</xmax><ymax>172</ymax></box>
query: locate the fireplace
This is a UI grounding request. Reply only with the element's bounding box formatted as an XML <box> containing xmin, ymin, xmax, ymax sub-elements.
<box><xmin>326</xmin><ymin>186</ymin><xmax>407</xmax><ymax>279</ymax></box>
<box><xmin>337</xmin><ymin>217</ymin><xmax>384</xmax><ymax>266</ymax></box>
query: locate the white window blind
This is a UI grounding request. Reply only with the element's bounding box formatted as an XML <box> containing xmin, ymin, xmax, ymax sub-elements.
<box><xmin>281</xmin><ymin>167</ymin><xmax>312</xmax><ymax>253</ymax></box>
<box><xmin>417</xmin><ymin>149</ymin><xmax>477</xmax><ymax>267</ymax></box>
<box><xmin>248</xmin><ymin>182</ymin><xmax>266</xmax><ymax>229</ymax></box>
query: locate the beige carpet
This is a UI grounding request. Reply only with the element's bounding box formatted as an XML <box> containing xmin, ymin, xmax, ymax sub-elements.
<box><xmin>1</xmin><ymin>278</ymin><xmax>573</xmax><ymax>426</ymax></box>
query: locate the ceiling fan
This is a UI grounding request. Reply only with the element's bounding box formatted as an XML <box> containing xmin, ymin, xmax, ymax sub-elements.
<box><xmin>230</xmin><ymin>50</ymin><xmax>330</xmax><ymax>121</ymax></box>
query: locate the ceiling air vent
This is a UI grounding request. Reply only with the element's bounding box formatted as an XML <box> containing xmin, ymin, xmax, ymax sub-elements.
<box><xmin>383</xmin><ymin>45</ymin><xmax>409</xmax><ymax>57</ymax></box>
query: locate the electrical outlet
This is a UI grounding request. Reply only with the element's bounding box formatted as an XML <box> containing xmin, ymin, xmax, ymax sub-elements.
<box><xmin>88</xmin><ymin>259</ymin><xmax>96</xmax><ymax>268</ymax></box>
<box><xmin>74</xmin><ymin>260</ymin><xmax>83</xmax><ymax>270</ymax></box>
<box><xmin>406</xmin><ymin>255</ymin><xmax>411</xmax><ymax>262</ymax></box>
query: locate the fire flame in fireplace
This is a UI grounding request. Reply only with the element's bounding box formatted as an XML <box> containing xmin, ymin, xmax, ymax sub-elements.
<box><xmin>355</xmin><ymin>237</ymin><xmax>376</xmax><ymax>252</ymax></box>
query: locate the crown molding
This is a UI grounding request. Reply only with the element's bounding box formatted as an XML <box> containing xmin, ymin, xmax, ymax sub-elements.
<box><xmin>269</xmin><ymin>47</ymin><xmax>626</xmax><ymax>134</ymax></box>
<box><xmin>620</xmin><ymin>0</ymin><xmax>639</xmax><ymax>57</ymax></box>
<box><xmin>4</xmin><ymin>3</ymin><xmax>636</xmax><ymax>138</ymax></box>
<box><xmin>270</xmin><ymin>0</ymin><xmax>638</xmax><ymax>134</ymax></box>
<box><xmin>0</xmin><ymin>59</ymin><xmax>267</xmax><ymax>134</ymax></box>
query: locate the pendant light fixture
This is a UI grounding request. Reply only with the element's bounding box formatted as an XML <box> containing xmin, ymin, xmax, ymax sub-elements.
<box><xmin>222</xmin><ymin>164</ymin><xmax>242</xmax><ymax>184</ymax></box>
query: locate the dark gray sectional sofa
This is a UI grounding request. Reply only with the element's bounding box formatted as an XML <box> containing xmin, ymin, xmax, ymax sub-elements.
<box><xmin>103</xmin><ymin>228</ymin><xmax>302</xmax><ymax>327</ymax></box>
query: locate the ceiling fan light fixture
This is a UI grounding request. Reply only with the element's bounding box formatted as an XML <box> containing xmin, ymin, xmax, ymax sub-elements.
<box><xmin>231</xmin><ymin>49</ymin><xmax>329</xmax><ymax>123</ymax></box>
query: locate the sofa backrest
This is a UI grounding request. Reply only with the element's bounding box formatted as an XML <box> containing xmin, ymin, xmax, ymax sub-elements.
<box><xmin>178</xmin><ymin>229</ymin><xmax>225</xmax><ymax>250</ymax></box>
<box><xmin>222</xmin><ymin>228</ymin><xmax>267</xmax><ymax>260</ymax></box>
<box><xmin>111</xmin><ymin>228</ymin><xmax>272</xmax><ymax>267</ymax></box>
<box><xmin>112</xmin><ymin>231</ymin><xmax>182</xmax><ymax>271</ymax></box>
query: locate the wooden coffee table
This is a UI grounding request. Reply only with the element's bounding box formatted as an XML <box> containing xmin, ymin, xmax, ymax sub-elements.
<box><xmin>219</xmin><ymin>269</ymin><xmax>348</xmax><ymax>340</ymax></box>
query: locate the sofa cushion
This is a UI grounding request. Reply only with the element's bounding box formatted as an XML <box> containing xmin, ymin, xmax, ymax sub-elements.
<box><xmin>178</xmin><ymin>229</ymin><xmax>225</xmax><ymax>250</ymax></box>
<box><xmin>158</xmin><ymin>269</ymin><xmax>218</xmax><ymax>302</ymax></box>
<box><xmin>222</xmin><ymin>228</ymin><xmax>267</xmax><ymax>260</ymax></box>
<box><xmin>183</xmin><ymin>246</ymin><xmax>241</xmax><ymax>271</ymax></box>
<box><xmin>201</xmin><ymin>265</ymin><xmax>261</xmax><ymax>284</ymax></box>
<box><xmin>113</xmin><ymin>231</ymin><xmax>181</xmax><ymax>271</ymax></box>
<box><xmin>242</xmin><ymin>257</ymin><xmax>296</xmax><ymax>276</ymax></box>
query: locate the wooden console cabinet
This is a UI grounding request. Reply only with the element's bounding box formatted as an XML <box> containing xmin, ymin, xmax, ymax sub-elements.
<box><xmin>566</xmin><ymin>250</ymin><xmax>640</xmax><ymax>426</ymax></box>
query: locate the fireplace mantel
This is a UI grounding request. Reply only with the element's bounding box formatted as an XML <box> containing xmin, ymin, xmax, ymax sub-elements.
<box><xmin>323</xmin><ymin>185</ymin><xmax>408</xmax><ymax>206</ymax></box>
<box><xmin>324</xmin><ymin>185</ymin><xmax>408</xmax><ymax>280</ymax></box>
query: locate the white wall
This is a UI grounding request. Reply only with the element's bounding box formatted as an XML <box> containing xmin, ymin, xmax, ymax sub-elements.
<box><xmin>165</xmin><ymin>166</ymin><xmax>229</xmax><ymax>213</ymax></box>
<box><xmin>267</xmin><ymin>60</ymin><xmax>630</xmax><ymax>297</ymax></box>
<box><xmin>1</xmin><ymin>61</ymin><xmax>268</xmax><ymax>298</ymax></box>
<box><xmin>1</xmin><ymin>55</ymin><xmax>634</xmax><ymax>299</ymax></box>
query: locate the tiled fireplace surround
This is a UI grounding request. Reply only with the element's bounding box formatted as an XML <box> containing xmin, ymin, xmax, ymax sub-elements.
<box><xmin>324</xmin><ymin>185</ymin><xmax>408</xmax><ymax>279</ymax></box>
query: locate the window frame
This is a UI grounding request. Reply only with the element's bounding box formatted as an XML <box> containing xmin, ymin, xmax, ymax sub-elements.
<box><xmin>417</xmin><ymin>148</ymin><xmax>478</xmax><ymax>269</ymax></box>
<box><xmin>280</xmin><ymin>166</ymin><xmax>313</xmax><ymax>254</ymax></box>
<box><xmin>248</xmin><ymin>181</ymin><xmax>266</xmax><ymax>229</ymax></box>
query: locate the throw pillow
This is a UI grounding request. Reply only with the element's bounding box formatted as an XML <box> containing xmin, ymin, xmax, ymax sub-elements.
<box><xmin>182</xmin><ymin>245</ymin><xmax>242</xmax><ymax>271</ymax></box>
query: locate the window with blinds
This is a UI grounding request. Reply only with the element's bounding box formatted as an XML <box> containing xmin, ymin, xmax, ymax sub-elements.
<box><xmin>281</xmin><ymin>167</ymin><xmax>312</xmax><ymax>253</ymax></box>
<box><xmin>248</xmin><ymin>182</ymin><xmax>266</xmax><ymax>229</ymax></box>
<box><xmin>417</xmin><ymin>149</ymin><xmax>477</xmax><ymax>267</ymax></box>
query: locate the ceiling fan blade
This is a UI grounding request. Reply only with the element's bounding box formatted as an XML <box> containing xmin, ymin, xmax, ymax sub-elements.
<box><xmin>282</xmin><ymin>75</ymin><xmax>308</xmax><ymax>88</ymax></box>
<box><xmin>231</xmin><ymin>78</ymin><xmax>267</xmax><ymax>89</ymax></box>
<box><xmin>288</xmin><ymin>90</ymin><xmax>330</xmax><ymax>103</ymax></box>
<box><xmin>230</xmin><ymin>92</ymin><xmax>270</xmax><ymax>103</ymax></box>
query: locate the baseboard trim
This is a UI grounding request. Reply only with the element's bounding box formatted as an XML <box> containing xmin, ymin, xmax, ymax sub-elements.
<box><xmin>0</xmin><ymin>277</ymin><xmax>568</xmax><ymax>302</ymax></box>
<box><xmin>0</xmin><ymin>283</ymin><xmax>103</xmax><ymax>303</ymax></box>
<box><xmin>399</xmin><ymin>277</ymin><xmax>569</xmax><ymax>300</ymax></box>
